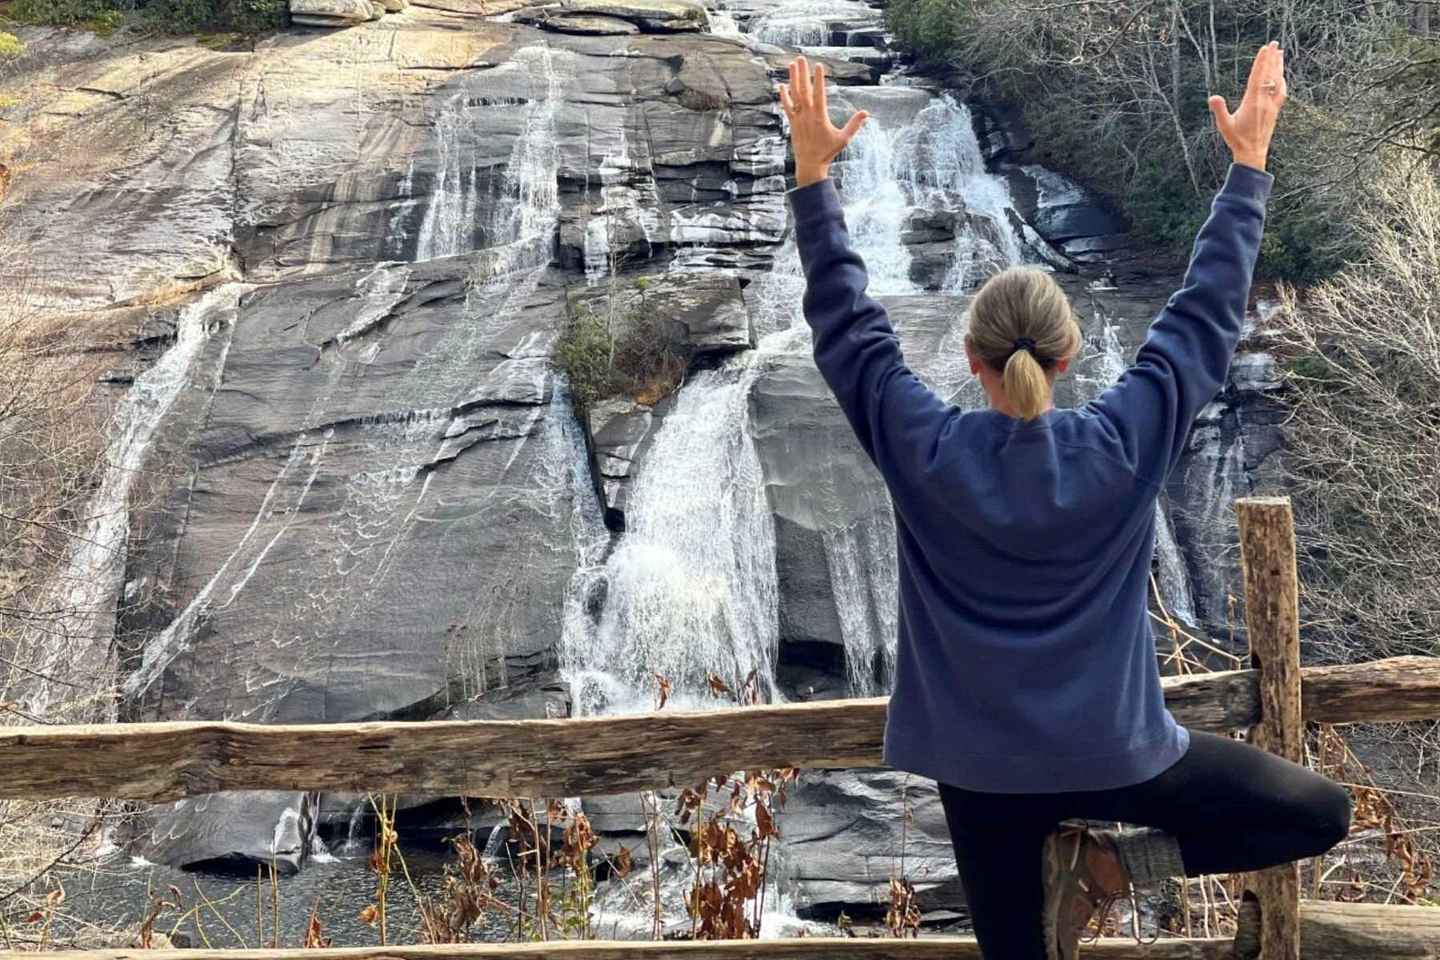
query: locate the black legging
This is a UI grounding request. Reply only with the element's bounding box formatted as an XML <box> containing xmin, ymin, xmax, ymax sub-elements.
<box><xmin>937</xmin><ymin>731</ymin><xmax>1352</xmax><ymax>959</ymax></box>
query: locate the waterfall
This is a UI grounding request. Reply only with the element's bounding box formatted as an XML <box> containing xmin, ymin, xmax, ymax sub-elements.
<box><xmin>1154</xmin><ymin>506</ymin><xmax>1198</xmax><ymax>627</ymax></box>
<box><xmin>582</xmin><ymin>106</ymin><xmax>660</xmax><ymax>285</ymax></box>
<box><xmin>412</xmin><ymin>46</ymin><xmax>564</xmax><ymax>264</ymax></box>
<box><xmin>704</xmin><ymin>6</ymin><xmax>740</xmax><ymax>36</ymax></box>
<box><xmin>28</xmin><ymin>285</ymin><xmax>234</xmax><ymax>717</ymax></box>
<box><xmin>730</xmin><ymin>82</ymin><xmax>1033</xmax><ymax>697</ymax></box>
<box><xmin>413</xmin><ymin>100</ymin><xmax>485</xmax><ymax>262</ymax></box>
<box><xmin>840</xmin><ymin>120</ymin><xmax>916</xmax><ymax>294</ymax></box>
<box><xmin>749</xmin><ymin>0</ymin><xmax>877</xmax><ymax>45</ymax></box>
<box><xmin>893</xmin><ymin>96</ymin><xmax>1023</xmax><ymax>291</ymax></box>
<box><xmin>563</xmin><ymin>362</ymin><xmax>780</xmax><ymax>716</ymax></box>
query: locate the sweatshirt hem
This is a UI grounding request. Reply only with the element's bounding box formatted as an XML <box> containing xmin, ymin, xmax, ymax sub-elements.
<box><xmin>885</xmin><ymin>723</ymin><xmax>1191</xmax><ymax>795</ymax></box>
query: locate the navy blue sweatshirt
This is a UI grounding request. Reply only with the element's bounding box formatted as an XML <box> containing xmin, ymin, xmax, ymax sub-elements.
<box><xmin>790</xmin><ymin>164</ymin><xmax>1272</xmax><ymax>793</ymax></box>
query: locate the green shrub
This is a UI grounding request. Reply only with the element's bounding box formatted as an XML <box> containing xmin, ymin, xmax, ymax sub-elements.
<box><xmin>885</xmin><ymin>0</ymin><xmax>972</xmax><ymax>62</ymax></box>
<box><xmin>8</xmin><ymin>0</ymin><xmax>125</xmax><ymax>26</ymax></box>
<box><xmin>556</xmin><ymin>280</ymin><xmax>691</xmax><ymax>409</ymax></box>
<box><xmin>0</xmin><ymin>32</ymin><xmax>23</xmax><ymax>59</ymax></box>
<box><xmin>144</xmin><ymin>0</ymin><xmax>284</xmax><ymax>33</ymax></box>
<box><xmin>556</xmin><ymin>303</ymin><xmax>627</xmax><ymax>410</ymax></box>
<box><xmin>8</xmin><ymin>0</ymin><xmax>283</xmax><ymax>33</ymax></box>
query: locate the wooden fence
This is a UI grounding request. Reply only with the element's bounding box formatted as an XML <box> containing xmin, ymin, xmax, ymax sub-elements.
<box><xmin>2</xmin><ymin>496</ymin><xmax>1439</xmax><ymax>960</ymax></box>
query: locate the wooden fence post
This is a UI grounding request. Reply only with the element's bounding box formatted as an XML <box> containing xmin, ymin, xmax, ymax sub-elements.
<box><xmin>1236</xmin><ymin>496</ymin><xmax>1303</xmax><ymax>960</ymax></box>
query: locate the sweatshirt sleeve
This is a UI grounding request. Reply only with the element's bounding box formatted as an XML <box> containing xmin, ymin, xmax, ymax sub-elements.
<box><xmin>1086</xmin><ymin>163</ymin><xmax>1272</xmax><ymax>486</ymax></box>
<box><xmin>789</xmin><ymin>178</ymin><xmax>958</xmax><ymax>484</ymax></box>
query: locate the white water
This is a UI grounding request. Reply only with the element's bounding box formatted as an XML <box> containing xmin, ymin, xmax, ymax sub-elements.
<box><xmin>894</xmin><ymin>97</ymin><xmax>1024</xmax><ymax>291</ymax></box>
<box><xmin>582</xmin><ymin>106</ymin><xmax>662</xmax><ymax>284</ymax></box>
<box><xmin>749</xmin><ymin>0</ymin><xmax>876</xmax><ymax>45</ymax></box>
<box><xmin>413</xmin><ymin>100</ymin><xmax>485</xmax><ymax>262</ymax></box>
<box><xmin>704</xmin><ymin>6</ymin><xmax>740</xmax><ymax>35</ymax></box>
<box><xmin>29</xmin><ymin>285</ymin><xmax>234</xmax><ymax>717</ymax></box>
<box><xmin>564</xmin><ymin>363</ymin><xmax>780</xmax><ymax>716</ymax></box>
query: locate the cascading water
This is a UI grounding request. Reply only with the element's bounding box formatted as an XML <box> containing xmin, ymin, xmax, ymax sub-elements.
<box><xmin>840</xmin><ymin>119</ymin><xmax>916</xmax><ymax>293</ymax></box>
<box><xmin>563</xmin><ymin>363</ymin><xmax>780</xmax><ymax>716</ymax></box>
<box><xmin>785</xmin><ymin>96</ymin><xmax>1024</xmax><ymax>695</ymax></box>
<box><xmin>749</xmin><ymin>0</ymin><xmax>875</xmax><ymax>45</ymax></box>
<box><xmin>26</xmin><ymin>284</ymin><xmax>235</xmax><ymax>718</ymax></box>
<box><xmin>704</xmin><ymin>7</ymin><xmax>740</xmax><ymax>35</ymax></box>
<box><xmin>893</xmin><ymin>97</ymin><xmax>1024</xmax><ymax>291</ymax></box>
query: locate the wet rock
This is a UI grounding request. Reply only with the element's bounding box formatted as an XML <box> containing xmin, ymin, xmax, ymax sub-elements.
<box><xmin>134</xmin><ymin>792</ymin><xmax>318</xmax><ymax>875</ymax></box>
<box><xmin>833</xmin><ymin>85</ymin><xmax>932</xmax><ymax>132</ymax></box>
<box><xmin>0</xmin><ymin>39</ymin><xmax>244</xmax><ymax>307</ymax></box>
<box><xmin>569</xmin><ymin>271</ymin><xmax>754</xmax><ymax>360</ymax></box>
<box><xmin>901</xmin><ymin>209</ymin><xmax>962</xmax><ymax>245</ymax></box>
<box><xmin>536</xmin><ymin>0</ymin><xmax>706</xmax><ymax>32</ymax></box>
<box><xmin>783</xmin><ymin>770</ymin><xmax>961</xmax><ymax>918</ymax></box>
<box><xmin>125</xmin><ymin>257</ymin><xmax>582</xmax><ymax>728</ymax></box>
<box><xmin>798</xmin><ymin>44</ymin><xmax>895</xmax><ymax>71</ymax></box>
<box><xmin>971</xmin><ymin>100</ymin><xmax>1037</xmax><ymax>165</ymax></box>
<box><xmin>1062</xmin><ymin>233</ymin><xmax>1132</xmax><ymax>263</ymax></box>
<box><xmin>754</xmin><ymin>45</ymin><xmax>876</xmax><ymax>85</ymax></box>
<box><xmin>514</xmin><ymin>8</ymin><xmax>641</xmax><ymax>34</ymax></box>
<box><xmin>1004</xmin><ymin>164</ymin><xmax>1127</xmax><ymax>259</ymax></box>
<box><xmin>900</xmin><ymin>209</ymin><xmax>961</xmax><ymax>290</ymax></box>
<box><xmin>289</xmin><ymin>0</ymin><xmax>379</xmax><ymax>28</ymax></box>
<box><xmin>587</xmin><ymin>397</ymin><xmax>658</xmax><ymax>530</ymax></box>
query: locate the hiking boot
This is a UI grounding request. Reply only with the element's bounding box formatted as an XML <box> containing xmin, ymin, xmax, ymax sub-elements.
<box><xmin>1041</xmin><ymin>826</ymin><xmax>1130</xmax><ymax>960</ymax></box>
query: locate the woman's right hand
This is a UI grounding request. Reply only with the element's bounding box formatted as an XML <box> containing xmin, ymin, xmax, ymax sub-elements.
<box><xmin>1209</xmin><ymin>42</ymin><xmax>1288</xmax><ymax>173</ymax></box>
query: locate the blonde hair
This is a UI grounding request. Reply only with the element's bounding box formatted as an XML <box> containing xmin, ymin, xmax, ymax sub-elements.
<box><xmin>965</xmin><ymin>267</ymin><xmax>1082</xmax><ymax>421</ymax></box>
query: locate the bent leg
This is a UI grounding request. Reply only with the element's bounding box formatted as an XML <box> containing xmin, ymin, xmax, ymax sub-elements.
<box><xmin>1074</xmin><ymin>730</ymin><xmax>1351</xmax><ymax>876</ymax></box>
<box><xmin>937</xmin><ymin>783</ymin><xmax>1060</xmax><ymax>960</ymax></box>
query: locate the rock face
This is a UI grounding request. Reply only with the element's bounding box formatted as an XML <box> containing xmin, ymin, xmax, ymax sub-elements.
<box><xmin>587</xmin><ymin>397</ymin><xmax>659</xmax><ymax>529</ymax></box>
<box><xmin>568</xmin><ymin>271</ymin><xmax>752</xmax><ymax>528</ymax></box>
<box><xmin>782</xmin><ymin>771</ymin><xmax>962</xmax><ymax>920</ymax></box>
<box><xmin>290</xmin><ymin>0</ymin><xmax>382</xmax><ymax>26</ymax></box>
<box><xmin>122</xmin><ymin>255</ymin><xmax>587</xmax><ymax>729</ymax></box>
<box><xmin>517</xmin><ymin>0</ymin><xmax>708</xmax><ymax>34</ymax></box>
<box><xmin>135</xmin><ymin>792</ymin><xmax>319</xmax><ymax>874</ymax></box>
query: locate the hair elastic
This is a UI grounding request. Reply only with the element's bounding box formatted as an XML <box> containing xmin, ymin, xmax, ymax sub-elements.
<box><xmin>1012</xmin><ymin>337</ymin><xmax>1038</xmax><ymax>354</ymax></box>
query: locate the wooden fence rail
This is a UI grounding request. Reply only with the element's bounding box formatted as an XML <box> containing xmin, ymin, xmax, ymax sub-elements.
<box><xmin>1</xmin><ymin>656</ymin><xmax>1438</xmax><ymax>802</ymax></box>
<box><xmin>1</xmin><ymin>900</ymin><xmax>1436</xmax><ymax>960</ymax></box>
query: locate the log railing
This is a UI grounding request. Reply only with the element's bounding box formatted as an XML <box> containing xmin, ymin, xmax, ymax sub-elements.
<box><xmin>0</xmin><ymin>900</ymin><xmax>1436</xmax><ymax>960</ymax></box>
<box><xmin>4</xmin><ymin>496</ymin><xmax>1440</xmax><ymax>960</ymax></box>
<box><xmin>1</xmin><ymin>656</ymin><xmax>1438</xmax><ymax>802</ymax></box>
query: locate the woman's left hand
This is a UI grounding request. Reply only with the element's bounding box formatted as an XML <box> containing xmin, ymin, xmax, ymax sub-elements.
<box><xmin>779</xmin><ymin>56</ymin><xmax>869</xmax><ymax>188</ymax></box>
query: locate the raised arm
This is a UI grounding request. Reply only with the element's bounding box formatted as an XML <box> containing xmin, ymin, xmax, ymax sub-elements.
<box><xmin>1088</xmin><ymin>43</ymin><xmax>1288</xmax><ymax>484</ymax></box>
<box><xmin>780</xmin><ymin>57</ymin><xmax>956</xmax><ymax>478</ymax></box>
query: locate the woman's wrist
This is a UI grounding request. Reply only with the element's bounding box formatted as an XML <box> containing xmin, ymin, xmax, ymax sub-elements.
<box><xmin>796</xmin><ymin>163</ymin><xmax>829</xmax><ymax>187</ymax></box>
<box><xmin>1232</xmin><ymin>152</ymin><xmax>1267</xmax><ymax>173</ymax></box>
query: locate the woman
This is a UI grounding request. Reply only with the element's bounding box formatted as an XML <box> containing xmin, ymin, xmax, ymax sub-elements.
<box><xmin>778</xmin><ymin>44</ymin><xmax>1349</xmax><ymax>960</ymax></box>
